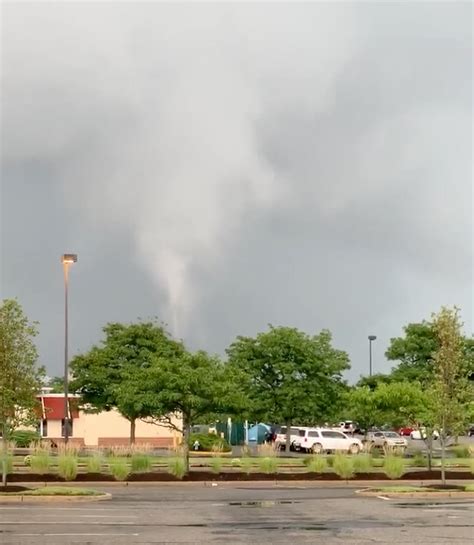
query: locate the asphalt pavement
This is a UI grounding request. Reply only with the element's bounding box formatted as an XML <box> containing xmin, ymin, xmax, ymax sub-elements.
<box><xmin>0</xmin><ymin>482</ymin><xmax>472</xmax><ymax>544</ymax></box>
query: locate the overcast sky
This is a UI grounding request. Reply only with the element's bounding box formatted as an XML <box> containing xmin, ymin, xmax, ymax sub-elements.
<box><xmin>1</xmin><ymin>2</ymin><xmax>472</xmax><ymax>383</ymax></box>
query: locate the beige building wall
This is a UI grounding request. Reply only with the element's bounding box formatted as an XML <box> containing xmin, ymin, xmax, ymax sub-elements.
<box><xmin>75</xmin><ymin>410</ymin><xmax>182</xmax><ymax>447</ymax></box>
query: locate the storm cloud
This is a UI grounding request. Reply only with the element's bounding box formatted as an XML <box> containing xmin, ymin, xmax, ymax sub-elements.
<box><xmin>1</xmin><ymin>2</ymin><xmax>472</xmax><ymax>381</ymax></box>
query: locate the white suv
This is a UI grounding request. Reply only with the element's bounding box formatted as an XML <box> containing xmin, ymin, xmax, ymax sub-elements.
<box><xmin>295</xmin><ymin>428</ymin><xmax>362</xmax><ymax>454</ymax></box>
<box><xmin>275</xmin><ymin>426</ymin><xmax>305</xmax><ymax>450</ymax></box>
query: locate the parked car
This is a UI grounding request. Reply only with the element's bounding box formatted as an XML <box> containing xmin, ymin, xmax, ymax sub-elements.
<box><xmin>410</xmin><ymin>428</ymin><xmax>439</xmax><ymax>440</ymax></box>
<box><xmin>367</xmin><ymin>430</ymin><xmax>407</xmax><ymax>451</ymax></box>
<box><xmin>468</xmin><ymin>424</ymin><xmax>474</xmax><ymax>437</ymax></box>
<box><xmin>275</xmin><ymin>426</ymin><xmax>304</xmax><ymax>450</ymax></box>
<box><xmin>398</xmin><ymin>427</ymin><xmax>414</xmax><ymax>437</ymax></box>
<box><xmin>294</xmin><ymin>428</ymin><xmax>362</xmax><ymax>454</ymax></box>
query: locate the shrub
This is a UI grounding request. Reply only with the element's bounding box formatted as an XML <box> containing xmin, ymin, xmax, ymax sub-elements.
<box><xmin>384</xmin><ymin>456</ymin><xmax>405</xmax><ymax>479</ymax></box>
<box><xmin>241</xmin><ymin>456</ymin><xmax>253</xmax><ymax>474</ymax></box>
<box><xmin>306</xmin><ymin>455</ymin><xmax>328</xmax><ymax>473</ymax></box>
<box><xmin>10</xmin><ymin>430</ymin><xmax>40</xmax><ymax>448</ymax></box>
<box><xmin>259</xmin><ymin>457</ymin><xmax>278</xmax><ymax>474</ymax></box>
<box><xmin>30</xmin><ymin>452</ymin><xmax>51</xmax><ymax>474</ymax></box>
<box><xmin>209</xmin><ymin>457</ymin><xmax>224</xmax><ymax>474</ymax></box>
<box><xmin>87</xmin><ymin>454</ymin><xmax>103</xmax><ymax>473</ymax></box>
<box><xmin>451</xmin><ymin>445</ymin><xmax>470</xmax><ymax>458</ymax></box>
<box><xmin>0</xmin><ymin>454</ymin><xmax>13</xmax><ymax>475</ymax></box>
<box><xmin>108</xmin><ymin>457</ymin><xmax>130</xmax><ymax>481</ymax></box>
<box><xmin>333</xmin><ymin>454</ymin><xmax>354</xmax><ymax>480</ymax></box>
<box><xmin>188</xmin><ymin>433</ymin><xmax>231</xmax><ymax>452</ymax></box>
<box><xmin>326</xmin><ymin>455</ymin><xmax>335</xmax><ymax>467</ymax></box>
<box><xmin>411</xmin><ymin>453</ymin><xmax>427</xmax><ymax>468</ymax></box>
<box><xmin>230</xmin><ymin>458</ymin><xmax>242</xmax><ymax>468</ymax></box>
<box><xmin>57</xmin><ymin>455</ymin><xmax>78</xmax><ymax>481</ymax></box>
<box><xmin>353</xmin><ymin>454</ymin><xmax>372</xmax><ymax>473</ymax></box>
<box><xmin>131</xmin><ymin>454</ymin><xmax>152</xmax><ymax>473</ymax></box>
<box><xmin>470</xmin><ymin>457</ymin><xmax>474</xmax><ymax>475</ymax></box>
<box><xmin>167</xmin><ymin>457</ymin><xmax>186</xmax><ymax>479</ymax></box>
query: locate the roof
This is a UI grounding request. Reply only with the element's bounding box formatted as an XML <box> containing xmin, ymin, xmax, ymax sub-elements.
<box><xmin>39</xmin><ymin>395</ymin><xmax>80</xmax><ymax>420</ymax></box>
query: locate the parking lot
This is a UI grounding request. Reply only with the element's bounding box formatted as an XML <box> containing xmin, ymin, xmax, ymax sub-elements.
<box><xmin>0</xmin><ymin>482</ymin><xmax>472</xmax><ymax>544</ymax></box>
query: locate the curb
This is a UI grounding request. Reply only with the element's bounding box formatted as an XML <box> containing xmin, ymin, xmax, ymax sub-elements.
<box><xmin>355</xmin><ymin>488</ymin><xmax>474</xmax><ymax>499</ymax></box>
<box><xmin>0</xmin><ymin>492</ymin><xmax>112</xmax><ymax>503</ymax></box>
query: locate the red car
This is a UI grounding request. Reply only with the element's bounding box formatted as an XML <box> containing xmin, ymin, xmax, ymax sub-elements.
<box><xmin>399</xmin><ymin>427</ymin><xmax>414</xmax><ymax>436</ymax></box>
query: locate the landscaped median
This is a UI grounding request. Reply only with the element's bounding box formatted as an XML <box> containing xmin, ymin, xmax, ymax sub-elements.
<box><xmin>4</xmin><ymin>445</ymin><xmax>474</xmax><ymax>482</ymax></box>
<box><xmin>0</xmin><ymin>486</ymin><xmax>111</xmax><ymax>502</ymax></box>
<box><xmin>357</xmin><ymin>483</ymin><xmax>474</xmax><ymax>499</ymax></box>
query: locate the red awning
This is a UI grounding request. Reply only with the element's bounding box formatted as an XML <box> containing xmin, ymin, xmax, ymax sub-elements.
<box><xmin>41</xmin><ymin>397</ymin><xmax>79</xmax><ymax>420</ymax></box>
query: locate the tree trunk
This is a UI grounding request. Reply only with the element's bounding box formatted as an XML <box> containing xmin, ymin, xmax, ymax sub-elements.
<box><xmin>426</xmin><ymin>436</ymin><xmax>433</xmax><ymax>472</ymax></box>
<box><xmin>182</xmin><ymin>413</ymin><xmax>190</xmax><ymax>474</ymax></box>
<box><xmin>440</xmin><ymin>420</ymin><xmax>446</xmax><ymax>485</ymax></box>
<box><xmin>285</xmin><ymin>422</ymin><xmax>291</xmax><ymax>454</ymax></box>
<box><xmin>1</xmin><ymin>422</ymin><xmax>8</xmax><ymax>488</ymax></box>
<box><xmin>129</xmin><ymin>418</ymin><xmax>136</xmax><ymax>445</ymax></box>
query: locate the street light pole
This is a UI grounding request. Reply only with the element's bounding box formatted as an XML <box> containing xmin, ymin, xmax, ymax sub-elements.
<box><xmin>62</xmin><ymin>254</ymin><xmax>77</xmax><ymax>444</ymax></box>
<box><xmin>368</xmin><ymin>335</ymin><xmax>376</xmax><ymax>377</ymax></box>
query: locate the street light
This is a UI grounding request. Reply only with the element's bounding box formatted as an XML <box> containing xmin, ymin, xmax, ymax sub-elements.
<box><xmin>62</xmin><ymin>253</ymin><xmax>77</xmax><ymax>444</ymax></box>
<box><xmin>368</xmin><ymin>335</ymin><xmax>377</xmax><ymax>377</ymax></box>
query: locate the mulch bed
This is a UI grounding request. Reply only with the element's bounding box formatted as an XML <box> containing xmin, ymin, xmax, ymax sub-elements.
<box><xmin>6</xmin><ymin>470</ymin><xmax>473</xmax><ymax>482</ymax></box>
<box><xmin>0</xmin><ymin>485</ymin><xmax>32</xmax><ymax>493</ymax></box>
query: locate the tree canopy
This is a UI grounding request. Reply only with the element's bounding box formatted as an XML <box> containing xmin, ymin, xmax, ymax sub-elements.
<box><xmin>70</xmin><ymin>320</ymin><xmax>184</xmax><ymax>442</ymax></box>
<box><xmin>0</xmin><ymin>299</ymin><xmax>44</xmax><ymax>486</ymax></box>
<box><xmin>227</xmin><ymin>326</ymin><xmax>349</xmax><ymax>451</ymax></box>
<box><xmin>386</xmin><ymin>320</ymin><xmax>474</xmax><ymax>384</ymax></box>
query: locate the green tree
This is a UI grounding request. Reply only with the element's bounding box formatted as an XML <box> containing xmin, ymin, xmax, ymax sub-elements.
<box><xmin>386</xmin><ymin>320</ymin><xmax>474</xmax><ymax>383</ymax></box>
<box><xmin>0</xmin><ymin>299</ymin><xmax>44</xmax><ymax>487</ymax></box>
<box><xmin>142</xmin><ymin>351</ymin><xmax>233</xmax><ymax>473</ymax></box>
<box><xmin>431</xmin><ymin>308</ymin><xmax>472</xmax><ymax>484</ymax></box>
<box><xmin>343</xmin><ymin>386</ymin><xmax>385</xmax><ymax>436</ymax></box>
<box><xmin>70</xmin><ymin>320</ymin><xmax>184</xmax><ymax>443</ymax></box>
<box><xmin>355</xmin><ymin>373</ymin><xmax>393</xmax><ymax>390</ymax></box>
<box><xmin>227</xmin><ymin>326</ymin><xmax>350</xmax><ymax>452</ymax></box>
<box><xmin>386</xmin><ymin>322</ymin><xmax>438</xmax><ymax>383</ymax></box>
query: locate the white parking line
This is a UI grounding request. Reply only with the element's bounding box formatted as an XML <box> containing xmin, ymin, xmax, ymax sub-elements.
<box><xmin>0</xmin><ymin>521</ymin><xmax>136</xmax><ymax>525</ymax></box>
<box><xmin>376</xmin><ymin>495</ymin><xmax>391</xmax><ymax>501</ymax></box>
<box><xmin>17</xmin><ymin>533</ymin><xmax>140</xmax><ymax>537</ymax></box>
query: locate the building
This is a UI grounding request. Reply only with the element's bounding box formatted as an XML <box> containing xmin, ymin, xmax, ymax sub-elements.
<box><xmin>37</xmin><ymin>392</ymin><xmax>181</xmax><ymax>447</ymax></box>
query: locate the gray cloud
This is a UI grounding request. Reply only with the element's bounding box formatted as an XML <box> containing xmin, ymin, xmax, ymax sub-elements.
<box><xmin>1</xmin><ymin>2</ymin><xmax>472</xmax><ymax>381</ymax></box>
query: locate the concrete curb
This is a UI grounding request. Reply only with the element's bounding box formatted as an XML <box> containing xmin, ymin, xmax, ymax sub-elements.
<box><xmin>355</xmin><ymin>488</ymin><xmax>474</xmax><ymax>499</ymax></box>
<box><xmin>0</xmin><ymin>492</ymin><xmax>112</xmax><ymax>503</ymax></box>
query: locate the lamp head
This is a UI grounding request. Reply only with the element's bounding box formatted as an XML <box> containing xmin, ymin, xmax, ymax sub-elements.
<box><xmin>368</xmin><ymin>335</ymin><xmax>377</xmax><ymax>341</ymax></box>
<box><xmin>61</xmin><ymin>254</ymin><xmax>78</xmax><ymax>264</ymax></box>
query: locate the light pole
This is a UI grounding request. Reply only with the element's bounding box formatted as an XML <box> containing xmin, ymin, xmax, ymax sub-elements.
<box><xmin>368</xmin><ymin>335</ymin><xmax>376</xmax><ymax>377</ymax></box>
<box><xmin>62</xmin><ymin>253</ymin><xmax>77</xmax><ymax>444</ymax></box>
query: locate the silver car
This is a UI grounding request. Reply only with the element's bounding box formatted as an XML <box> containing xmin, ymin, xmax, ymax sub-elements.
<box><xmin>367</xmin><ymin>430</ymin><xmax>407</xmax><ymax>451</ymax></box>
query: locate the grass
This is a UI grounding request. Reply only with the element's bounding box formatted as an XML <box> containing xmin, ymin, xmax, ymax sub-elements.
<box><xmin>332</xmin><ymin>453</ymin><xmax>354</xmax><ymax>480</ymax></box>
<box><xmin>57</xmin><ymin>455</ymin><xmax>78</xmax><ymax>481</ymax></box>
<box><xmin>0</xmin><ymin>486</ymin><xmax>103</xmax><ymax>496</ymax></box>
<box><xmin>0</xmin><ymin>454</ymin><xmax>13</xmax><ymax>475</ymax></box>
<box><xmin>383</xmin><ymin>456</ymin><xmax>405</xmax><ymax>479</ymax></box>
<box><xmin>209</xmin><ymin>457</ymin><xmax>224</xmax><ymax>474</ymax></box>
<box><xmin>353</xmin><ymin>454</ymin><xmax>372</xmax><ymax>473</ymax></box>
<box><xmin>167</xmin><ymin>457</ymin><xmax>186</xmax><ymax>479</ymax></box>
<box><xmin>29</xmin><ymin>452</ymin><xmax>51</xmax><ymax>475</ymax></box>
<box><xmin>130</xmin><ymin>453</ymin><xmax>152</xmax><ymax>473</ymax></box>
<box><xmin>450</xmin><ymin>445</ymin><xmax>471</xmax><ymax>458</ymax></box>
<box><xmin>370</xmin><ymin>485</ymin><xmax>474</xmax><ymax>493</ymax></box>
<box><xmin>108</xmin><ymin>457</ymin><xmax>130</xmax><ymax>481</ymax></box>
<box><xmin>304</xmin><ymin>455</ymin><xmax>328</xmax><ymax>473</ymax></box>
<box><xmin>87</xmin><ymin>454</ymin><xmax>103</xmax><ymax>473</ymax></box>
<box><xmin>259</xmin><ymin>457</ymin><xmax>278</xmax><ymax>474</ymax></box>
